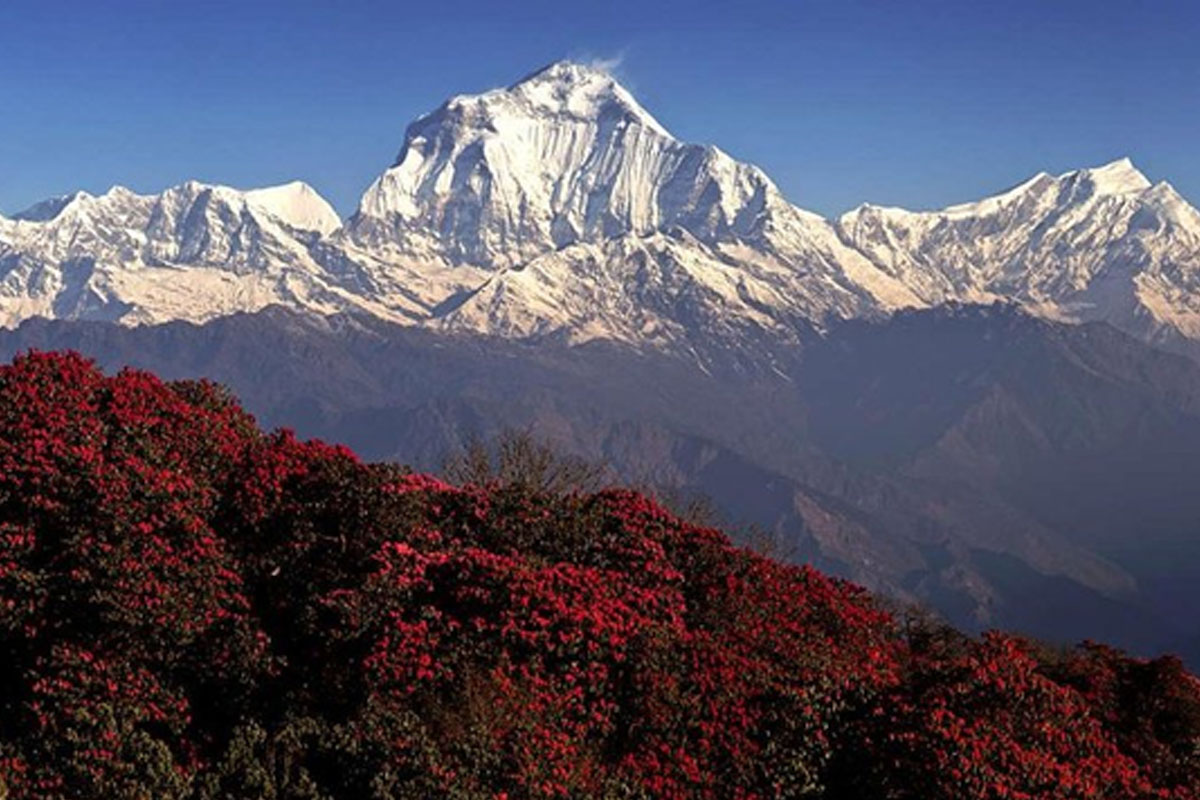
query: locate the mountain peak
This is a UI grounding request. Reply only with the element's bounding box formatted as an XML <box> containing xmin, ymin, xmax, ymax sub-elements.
<box><xmin>442</xmin><ymin>58</ymin><xmax>671</xmax><ymax>138</ymax></box>
<box><xmin>11</xmin><ymin>190</ymin><xmax>92</xmax><ymax>222</ymax></box>
<box><xmin>511</xmin><ymin>59</ymin><xmax>615</xmax><ymax>88</ymax></box>
<box><xmin>937</xmin><ymin>171</ymin><xmax>1057</xmax><ymax>219</ymax></box>
<box><xmin>1069</xmin><ymin>157</ymin><xmax>1152</xmax><ymax>196</ymax></box>
<box><xmin>354</xmin><ymin>60</ymin><xmax>778</xmax><ymax>266</ymax></box>
<box><xmin>3</xmin><ymin>61</ymin><xmax>1200</xmax><ymax>360</ymax></box>
<box><xmin>244</xmin><ymin>181</ymin><xmax>341</xmax><ymax>236</ymax></box>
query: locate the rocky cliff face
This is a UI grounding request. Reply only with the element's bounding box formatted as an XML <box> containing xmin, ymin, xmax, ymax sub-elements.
<box><xmin>836</xmin><ymin>158</ymin><xmax>1200</xmax><ymax>346</ymax></box>
<box><xmin>5</xmin><ymin>61</ymin><xmax>1199</xmax><ymax>358</ymax></box>
<box><xmin>0</xmin><ymin>179</ymin><xmax>368</xmax><ymax>327</ymax></box>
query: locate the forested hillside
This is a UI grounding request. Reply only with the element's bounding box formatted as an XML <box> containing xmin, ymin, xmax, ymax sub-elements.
<box><xmin>0</xmin><ymin>351</ymin><xmax>1196</xmax><ymax>799</ymax></box>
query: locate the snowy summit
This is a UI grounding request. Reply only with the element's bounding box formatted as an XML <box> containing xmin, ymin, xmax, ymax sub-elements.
<box><xmin>1</xmin><ymin>61</ymin><xmax>1200</xmax><ymax>352</ymax></box>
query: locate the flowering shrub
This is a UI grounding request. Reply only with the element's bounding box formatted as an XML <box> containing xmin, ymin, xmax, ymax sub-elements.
<box><xmin>0</xmin><ymin>351</ymin><xmax>1194</xmax><ymax>798</ymax></box>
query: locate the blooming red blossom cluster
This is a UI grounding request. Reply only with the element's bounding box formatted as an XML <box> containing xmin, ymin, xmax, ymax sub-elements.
<box><xmin>0</xmin><ymin>351</ymin><xmax>1195</xmax><ymax>799</ymax></box>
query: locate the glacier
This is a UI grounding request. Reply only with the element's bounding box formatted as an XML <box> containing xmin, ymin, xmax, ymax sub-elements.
<box><xmin>3</xmin><ymin>60</ymin><xmax>1200</xmax><ymax>356</ymax></box>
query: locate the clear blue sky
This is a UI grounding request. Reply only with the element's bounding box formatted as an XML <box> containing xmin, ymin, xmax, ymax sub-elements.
<box><xmin>2</xmin><ymin>0</ymin><xmax>1197</xmax><ymax>219</ymax></box>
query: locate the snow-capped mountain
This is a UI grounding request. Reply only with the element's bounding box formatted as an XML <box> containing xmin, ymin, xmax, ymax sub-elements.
<box><xmin>338</xmin><ymin>60</ymin><xmax>913</xmax><ymax>346</ymax></box>
<box><xmin>3</xmin><ymin>60</ymin><xmax>1200</xmax><ymax>355</ymax></box>
<box><xmin>837</xmin><ymin>158</ymin><xmax>1200</xmax><ymax>345</ymax></box>
<box><xmin>0</xmin><ymin>180</ymin><xmax>387</xmax><ymax>327</ymax></box>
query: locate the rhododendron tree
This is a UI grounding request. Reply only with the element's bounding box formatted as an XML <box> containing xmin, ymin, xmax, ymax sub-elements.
<box><xmin>0</xmin><ymin>351</ymin><xmax>1194</xmax><ymax>799</ymax></box>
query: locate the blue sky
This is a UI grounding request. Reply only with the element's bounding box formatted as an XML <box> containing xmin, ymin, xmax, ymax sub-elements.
<box><xmin>2</xmin><ymin>0</ymin><xmax>1197</xmax><ymax>219</ymax></box>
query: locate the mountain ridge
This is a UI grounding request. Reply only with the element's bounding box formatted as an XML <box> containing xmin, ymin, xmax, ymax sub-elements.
<box><xmin>0</xmin><ymin>348</ymin><xmax>1195</xmax><ymax>798</ymax></box>
<box><xmin>5</xmin><ymin>301</ymin><xmax>1200</xmax><ymax>665</ymax></box>
<box><xmin>3</xmin><ymin>60</ymin><xmax>1200</xmax><ymax>358</ymax></box>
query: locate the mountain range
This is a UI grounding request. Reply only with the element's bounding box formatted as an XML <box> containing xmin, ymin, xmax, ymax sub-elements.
<box><xmin>2</xmin><ymin>60</ymin><xmax>1199</xmax><ymax>665</ymax></box>
<box><xmin>4</xmin><ymin>60</ymin><xmax>1200</xmax><ymax>359</ymax></box>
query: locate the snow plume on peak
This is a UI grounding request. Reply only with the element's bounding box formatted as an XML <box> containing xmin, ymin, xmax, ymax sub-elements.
<box><xmin>348</xmin><ymin>60</ymin><xmax>809</xmax><ymax>272</ymax></box>
<box><xmin>3</xmin><ymin>62</ymin><xmax>1200</xmax><ymax>360</ymax></box>
<box><xmin>503</xmin><ymin>59</ymin><xmax>670</xmax><ymax>137</ymax></box>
